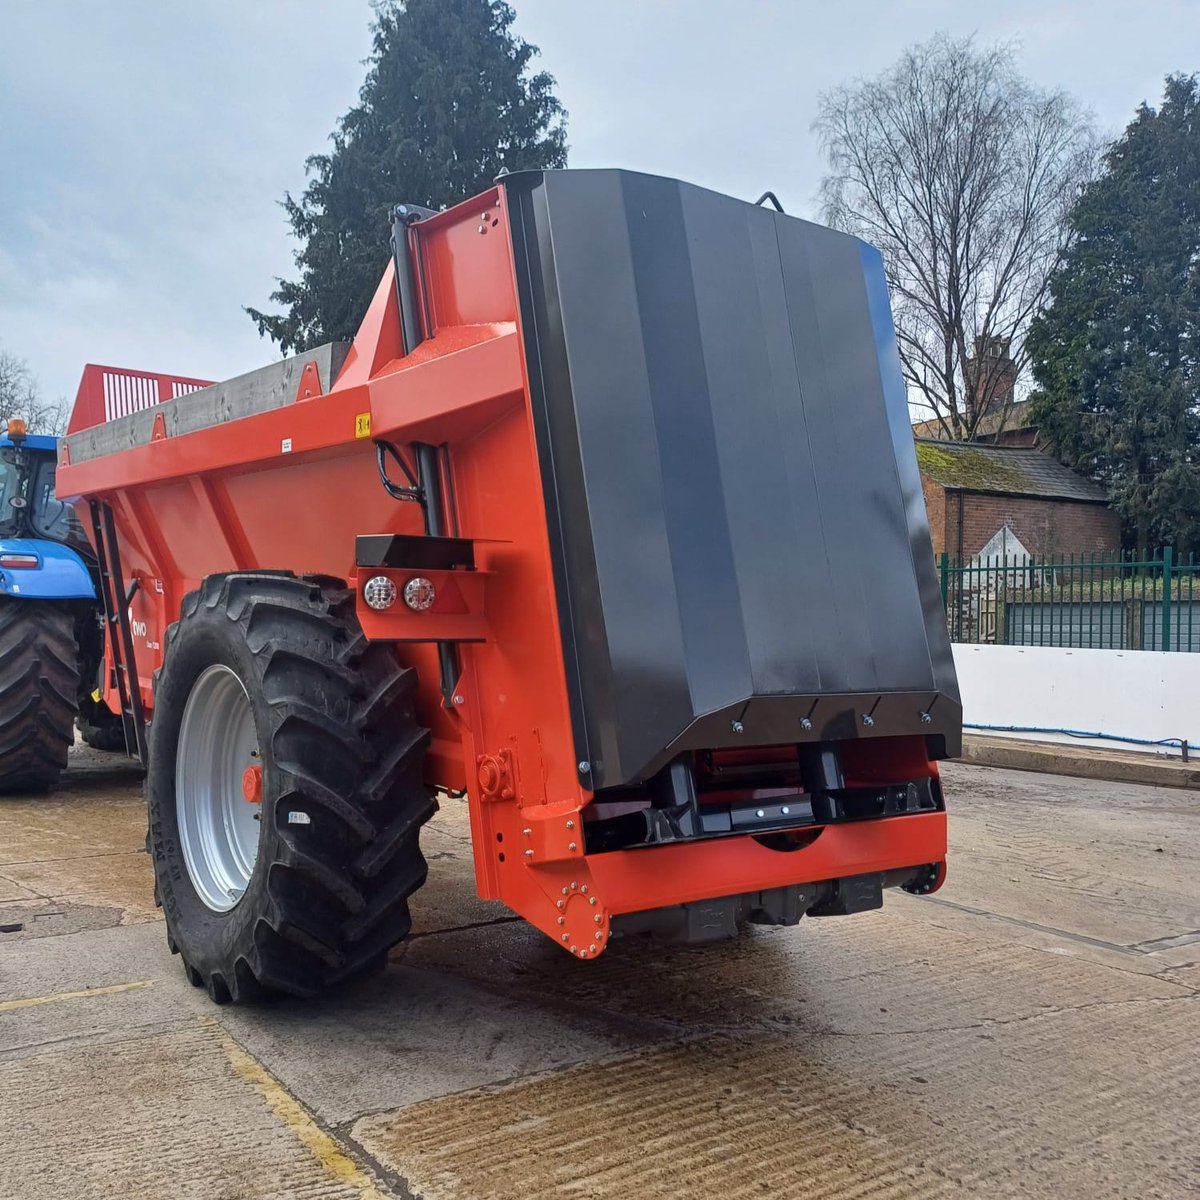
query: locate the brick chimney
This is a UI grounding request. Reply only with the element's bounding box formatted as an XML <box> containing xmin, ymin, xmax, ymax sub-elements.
<box><xmin>967</xmin><ymin>336</ymin><xmax>1016</xmax><ymax>415</ymax></box>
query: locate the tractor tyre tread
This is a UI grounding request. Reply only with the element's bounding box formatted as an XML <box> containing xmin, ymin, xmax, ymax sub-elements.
<box><xmin>0</xmin><ymin>598</ymin><xmax>78</xmax><ymax>792</ymax></box>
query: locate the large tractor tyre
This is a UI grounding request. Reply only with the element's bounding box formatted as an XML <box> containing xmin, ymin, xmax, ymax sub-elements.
<box><xmin>148</xmin><ymin>573</ymin><xmax>435</xmax><ymax>1004</ymax></box>
<box><xmin>0</xmin><ymin>598</ymin><xmax>79</xmax><ymax>793</ymax></box>
<box><xmin>77</xmin><ymin>696</ymin><xmax>128</xmax><ymax>753</ymax></box>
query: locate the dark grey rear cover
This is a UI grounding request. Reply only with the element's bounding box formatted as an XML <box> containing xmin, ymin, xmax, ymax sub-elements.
<box><xmin>505</xmin><ymin>169</ymin><xmax>960</xmax><ymax>790</ymax></box>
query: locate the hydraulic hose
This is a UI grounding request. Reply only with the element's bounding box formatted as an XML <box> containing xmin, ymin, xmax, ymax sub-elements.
<box><xmin>963</xmin><ymin>722</ymin><xmax>1191</xmax><ymax>761</ymax></box>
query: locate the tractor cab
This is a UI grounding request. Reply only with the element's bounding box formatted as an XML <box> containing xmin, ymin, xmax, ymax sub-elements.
<box><xmin>0</xmin><ymin>420</ymin><xmax>91</xmax><ymax>566</ymax></box>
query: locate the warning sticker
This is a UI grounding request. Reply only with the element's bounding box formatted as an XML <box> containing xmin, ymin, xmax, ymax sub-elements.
<box><xmin>355</xmin><ymin>413</ymin><xmax>372</xmax><ymax>439</ymax></box>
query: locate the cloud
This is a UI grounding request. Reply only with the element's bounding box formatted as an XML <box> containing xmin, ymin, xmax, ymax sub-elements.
<box><xmin>2</xmin><ymin>0</ymin><xmax>1195</xmax><ymax>411</ymax></box>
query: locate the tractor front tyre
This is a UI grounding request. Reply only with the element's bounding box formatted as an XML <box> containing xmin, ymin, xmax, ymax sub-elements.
<box><xmin>0</xmin><ymin>598</ymin><xmax>79</xmax><ymax>792</ymax></box>
<box><xmin>148</xmin><ymin>573</ymin><xmax>435</xmax><ymax>1004</ymax></box>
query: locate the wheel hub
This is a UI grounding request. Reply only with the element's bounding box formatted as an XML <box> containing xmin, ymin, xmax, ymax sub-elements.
<box><xmin>176</xmin><ymin>664</ymin><xmax>261</xmax><ymax>912</ymax></box>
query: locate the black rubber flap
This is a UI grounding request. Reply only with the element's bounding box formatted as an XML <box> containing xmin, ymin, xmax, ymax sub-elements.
<box><xmin>505</xmin><ymin>169</ymin><xmax>960</xmax><ymax>790</ymax></box>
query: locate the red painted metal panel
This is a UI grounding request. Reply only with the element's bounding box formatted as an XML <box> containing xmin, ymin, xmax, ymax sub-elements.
<box><xmin>68</xmin><ymin>364</ymin><xmax>213</xmax><ymax>434</ymax></box>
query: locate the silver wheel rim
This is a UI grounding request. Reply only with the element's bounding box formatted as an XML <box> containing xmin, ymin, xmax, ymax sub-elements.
<box><xmin>176</xmin><ymin>664</ymin><xmax>262</xmax><ymax>912</ymax></box>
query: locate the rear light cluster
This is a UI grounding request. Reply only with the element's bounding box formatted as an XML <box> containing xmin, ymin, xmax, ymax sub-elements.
<box><xmin>0</xmin><ymin>553</ymin><xmax>39</xmax><ymax>569</ymax></box>
<box><xmin>362</xmin><ymin>575</ymin><xmax>397</xmax><ymax>611</ymax></box>
<box><xmin>362</xmin><ymin>575</ymin><xmax>436</xmax><ymax>613</ymax></box>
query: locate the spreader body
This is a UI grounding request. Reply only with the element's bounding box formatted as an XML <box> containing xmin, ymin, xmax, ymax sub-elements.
<box><xmin>59</xmin><ymin>169</ymin><xmax>959</xmax><ymax>974</ymax></box>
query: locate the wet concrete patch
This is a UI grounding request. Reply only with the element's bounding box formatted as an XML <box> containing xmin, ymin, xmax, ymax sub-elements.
<box><xmin>0</xmin><ymin>851</ymin><xmax>157</xmax><ymax>924</ymax></box>
<box><xmin>0</xmin><ymin>758</ymin><xmax>146</xmax><ymax>868</ymax></box>
<box><xmin>0</xmin><ymin>873</ymin><xmax>38</xmax><ymax>902</ymax></box>
<box><xmin>396</xmin><ymin>900</ymin><xmax>1189</xmax><ymax>1039</ymax></box>
<box><xmin>0</xmin><ymin>749</ymin><xmax>155</xmax><ymax>925</ymax></box>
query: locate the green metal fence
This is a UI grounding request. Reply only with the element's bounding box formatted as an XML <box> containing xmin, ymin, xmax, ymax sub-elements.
<box><xmin>938</xmin><ymin>549</ymin><xmax>1200</xmax><ymax>651</ymax></box>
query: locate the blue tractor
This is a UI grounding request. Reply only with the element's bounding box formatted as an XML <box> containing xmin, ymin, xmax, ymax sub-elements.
<box><xmin>0</xmin><ymin>421</ymin><xmax>124</xmax><ymax>790</ymax></box>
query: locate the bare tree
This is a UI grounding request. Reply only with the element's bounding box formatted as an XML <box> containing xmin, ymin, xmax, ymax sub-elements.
<box><xmin>816</xmin><ymin>35</ymin><xmax>1097</xmax><ymax>440</ymax></box>
<box><xmin>0</xmin><ymin>351</ymin><xmax>69</xmax><ymax>436</ymax></box>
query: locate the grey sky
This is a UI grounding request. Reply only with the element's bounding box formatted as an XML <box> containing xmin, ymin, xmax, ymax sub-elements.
<box><xmin>1</xmin><ymin>0</ymin><xmax>1195</xmax><ymax>408</ymax></box>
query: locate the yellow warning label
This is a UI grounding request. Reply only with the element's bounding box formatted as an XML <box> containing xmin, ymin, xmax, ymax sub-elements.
<box><xmin>355</xmin><ymin>413</ymin><xmax>372</xmax><ymax>439</ymax></box>
<box><xmin>91</xmin><ymin>688</ymin><xmax>102</xmax><ymax>703</ymax></box>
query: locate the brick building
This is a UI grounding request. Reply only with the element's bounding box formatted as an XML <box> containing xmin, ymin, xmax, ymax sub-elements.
<box><xmin>911</xmin><ymin>338</ymin><xmax>1038</xmax><ymax>447</ymax></box>
<box><xmin>916</xmin><ymin>439</ymin><xmax>1120</xmax><ymax>560</ymax></box>
<box><xmin>912</xmin><ymin>401</ymin><xmax>1039</xmax><ymax>448</ymax></box>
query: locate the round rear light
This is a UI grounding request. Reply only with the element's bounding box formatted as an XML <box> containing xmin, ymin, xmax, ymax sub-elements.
<box><xmin>363</xmin><ymin>575</ymin><xmax>398</xmax><ymax>611</ymax></box>
<box><xmin>403</xmin><ymin>577</ymin><xmax>436</xmax><ymax>611</ymax></box>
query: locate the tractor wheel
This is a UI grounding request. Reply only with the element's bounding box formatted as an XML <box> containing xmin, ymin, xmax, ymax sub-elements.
<box><xmin>77</xmin><ymin>695</ymin><xmax>128</xmax><ymax>753</ymax></box>
<box><xmin>0</xmin><ymin>598</ymin><xmax>79</xmax><ymax>792</ymax></box>
<box><xmin>148</xmin><ymin>573</ymin><xmax>435</xmax><ymax>1004</ymax></box>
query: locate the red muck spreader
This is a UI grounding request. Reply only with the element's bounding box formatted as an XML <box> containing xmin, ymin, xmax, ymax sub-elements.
<box><xmin>58</xmin><ymin>170</ymin><xmax>960</xmax><ymax>1003</ymax></box>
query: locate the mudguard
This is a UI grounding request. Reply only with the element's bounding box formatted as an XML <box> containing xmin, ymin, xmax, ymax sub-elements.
<box><xmin>0</xmin><ymin>539</ymin><xmax>96</xmax><ymax>600</ymax></box>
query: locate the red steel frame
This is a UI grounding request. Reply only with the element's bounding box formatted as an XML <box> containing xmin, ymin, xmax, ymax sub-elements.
<box><xmin>68</xmin><ymin>364</ymin><xmax>214</xmax><ymax>435</ymax></box>
<box><xmin>58</xmin><ymin>186</ymin><xmax>946</xmax><ymax>958</ymax></box>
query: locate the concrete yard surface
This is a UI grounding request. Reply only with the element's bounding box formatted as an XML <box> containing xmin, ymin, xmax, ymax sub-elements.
<box><xmin>1</xmin><ymin>747</ymin><xmax>1197</xmax><ymax>1199</ymax></box>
